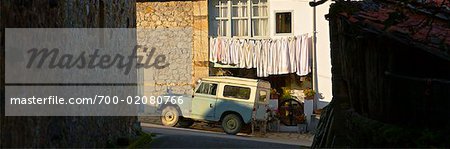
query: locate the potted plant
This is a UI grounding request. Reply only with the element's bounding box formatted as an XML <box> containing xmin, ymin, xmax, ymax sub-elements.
<box><xmin>270</xmin><ymin>88</ymin><xmax>279</xmax><ymax>99</ymax></box>
<box><xmin>303</xmin><ymin>88</ymin><xmax>316</xmax><ymax>100</ymax></box>
<box><xmin>280</xmin><ymin>87</ymin><xmax>293</xmax><ymax>100</ymax></box>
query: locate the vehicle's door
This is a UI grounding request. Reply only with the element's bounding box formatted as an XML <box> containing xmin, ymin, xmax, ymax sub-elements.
<box><xmin>191</xmin><ymin>81</ymin><xmax>218</xmax><ymax>121</ymax></box>
<box><xmin>254</xmin><ymin>88</ymin><xmax>270</xmax><ymax>121</ymax></box>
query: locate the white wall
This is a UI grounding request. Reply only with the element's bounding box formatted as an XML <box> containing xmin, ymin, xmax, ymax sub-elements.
<box><xmin>268</xmin><ymin>0</ymin><xmax>312</xmax><ymax>38</ymax></box>
<box><xmin>269</xmin><ymin>0</ymin><xmax>333</xmax><ymax>106</ymax></box>
<box><xmin>315</xmin><ymin>1</ymin><xmax>333</xmax><ymax>107</ymax></box>
<box><xmin>208</xmin><ymin>0</ymin><xmax>334</xmax><ymax>106</ymax></box>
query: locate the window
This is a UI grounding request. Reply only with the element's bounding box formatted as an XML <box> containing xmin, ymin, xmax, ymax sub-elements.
<box><xmin>216</xmin><ymin>0</ymin><xmax>229</xmax><ymax>36</ymax></box>
<box><xmin>251</xmin><ymin>0</ymin><xmax>268</xmax><ymax>37</ymax></box>
<box><xmin>215</xmin><ymin>0</ymin><xmax>268</xmax><ymax>38</ymax></box>
<box><xmin>223</xmin><ymin>85</ymin><xmax>251</xmax><ymax>100</ymax></box>
<box><xmin>232</xmin><ymin>0</ymin><xmax>248</xmax><ymax>37</ymax></box>
<box><xmin>195</xmin><ymin>82</ymin><xmax>218</xmax><ymax>95</ymax></box>
<box><xmin>258</xmin><ymin>91</ymin><xmax>267</xmax><ymax>102</ymax></box>
<box><xmin>275</xmin><ymin>12</ymin><xmax>292</xmax><ymax>34</ymax></box>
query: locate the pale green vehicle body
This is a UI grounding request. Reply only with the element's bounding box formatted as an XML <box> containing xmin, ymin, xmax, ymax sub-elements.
<box><xmin>162</xmin><ymin>76</ymin><xmax>271</xmax><ymax>124</ymax></box>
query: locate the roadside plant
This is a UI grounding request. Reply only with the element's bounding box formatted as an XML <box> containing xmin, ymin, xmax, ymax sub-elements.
<box><xmin>303</xmin><ymin>88</ymin><xmax>316</xmax><ymax>100</ymax></box>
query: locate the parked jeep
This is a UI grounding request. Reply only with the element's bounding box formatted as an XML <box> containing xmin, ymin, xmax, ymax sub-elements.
<box><xmin>158</xmin><ymin>76</ymin><xmax>271</xmax><ymax>135</ymax></box>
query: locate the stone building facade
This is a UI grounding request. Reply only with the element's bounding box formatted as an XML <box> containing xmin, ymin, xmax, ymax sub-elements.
<box><xmin>136</xmin><ymin>0</ymin><xmax>209</xmax><ymax>96</ymax></box>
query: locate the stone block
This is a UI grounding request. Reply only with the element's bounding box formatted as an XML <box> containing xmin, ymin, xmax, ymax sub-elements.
<box><xmin>193</xmin><ymin>66</ymin><xmax>209</xmax><ymax>79</ymax></box>
<box><xmin>193</xmin><ymin>17</ymin><xmax>208</xmax><ymax>32</ymax></box>
<box><xmin>193</xmin><ymin>0</ymin><xmax>208</xmax><ymax>16</ymax></box>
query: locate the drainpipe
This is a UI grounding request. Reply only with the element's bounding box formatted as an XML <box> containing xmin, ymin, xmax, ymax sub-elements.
<box><xmin>311</xmin><ymin>0</ymin><xmax>319</xmax><ymax>111</ymax></box>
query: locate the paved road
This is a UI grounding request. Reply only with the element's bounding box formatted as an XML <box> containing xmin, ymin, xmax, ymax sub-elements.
<box><xmin>142</xmin><ymin>123</ymin><xmax>307</xmax><ymax>148</ymax></box>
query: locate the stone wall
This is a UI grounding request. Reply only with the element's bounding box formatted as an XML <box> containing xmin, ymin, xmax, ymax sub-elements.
<box><xmin>137</xmin><ymin>1</ymin><xmax>193</xmax><ymax>28</ymax></box>
<box><xmin>1</xmin><ymin>0</ymin><xmax>138</xmax><ymax>147</ymax></box>
<box><xmin>192</xmin><ymin>0</ymin><xmax>210</xmax><ymax>84</ymax></box>
<box><xmin>136</xmin><ymin>0</ymin><xmax>209</xmax><ymax>96</ymax></box>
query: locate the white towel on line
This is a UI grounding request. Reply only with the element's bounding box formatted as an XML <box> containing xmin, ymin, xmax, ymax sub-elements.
<box><xmin>209</xmin><ymin>35</ymin><xmax>311</xmax><ymax>77</ymax></box>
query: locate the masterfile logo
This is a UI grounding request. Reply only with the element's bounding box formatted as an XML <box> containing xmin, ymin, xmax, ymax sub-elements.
<box><xmin>25</xmin><ymin>46</ymin><xmax>169</xmax><ymax>75</ymax></box>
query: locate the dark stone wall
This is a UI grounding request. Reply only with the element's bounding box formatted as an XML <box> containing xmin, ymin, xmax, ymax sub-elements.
<box><xmin>1</xmin><ymin>0</ymin><xmax>138</xmax><ymax>147</ymax></box>
<box><xmin>313</xmin><ymin>2</ymin><xmax>450</xmax><ymax>148</ymax></box>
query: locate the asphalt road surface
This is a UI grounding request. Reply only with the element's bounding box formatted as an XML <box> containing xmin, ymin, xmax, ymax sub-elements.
<box><xmin>142</xmin><ymin>123</ymin><xmax>307</xmax><ymax>148</ymax></box>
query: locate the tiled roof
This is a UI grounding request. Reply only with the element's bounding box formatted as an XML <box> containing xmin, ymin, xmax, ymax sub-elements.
<box><xmin>335</xmin><ymin>0</ymin><xmax>449</xmax><ymax>59</ymax></box>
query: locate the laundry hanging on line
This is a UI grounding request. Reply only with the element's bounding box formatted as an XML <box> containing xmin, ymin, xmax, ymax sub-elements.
<box><xmin>209</xmin><ymin>34</ymin><xmax>312</xmax><ymax>77</ymax></box>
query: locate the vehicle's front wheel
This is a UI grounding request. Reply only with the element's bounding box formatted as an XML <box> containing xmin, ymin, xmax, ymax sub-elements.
<box><xmin>221</xmin><ymin>114</ymin><xmax>243</xmax><ymax>135</ymax></box>
<box><xmin>161</xmin><ymin>106</ymin><xmax>180</xmax><ymax>127</ymax></box>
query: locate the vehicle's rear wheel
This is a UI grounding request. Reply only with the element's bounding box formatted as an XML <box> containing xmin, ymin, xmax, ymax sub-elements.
<box><xmin>161</xmin><ymin>106</ymin><xmax>179</xmax><ymax>127</ymax></box>
<box><xmin>221</xmin><ymin>114</ymin><xmax>243</xmax><ymax>135</ymax></box>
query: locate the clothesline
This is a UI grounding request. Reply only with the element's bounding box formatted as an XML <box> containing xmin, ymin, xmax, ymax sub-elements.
<box><xmin>212</xmin><ymin>33</ymin><xmax>315</xmax><ymax>40</ymax></box>
<box><xmin>209</xmin><ymin>33</ymin><xmax>312</xmax><ymax>77</ymax></box>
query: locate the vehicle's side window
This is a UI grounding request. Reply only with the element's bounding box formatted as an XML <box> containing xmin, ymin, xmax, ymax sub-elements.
<box><xmin>259</xmin><ymin>91</ymin><xmax>267</xmax><ymax>102</ymax></box>
<box><xmin>223</xmin><ymin>85</ymin><xmax>251</xmax><ymax>100</ymax></box>
<box><xmin>195</xmin><ymin>82</ymin><xmax>218</xmax><ymax>95</ymax></box>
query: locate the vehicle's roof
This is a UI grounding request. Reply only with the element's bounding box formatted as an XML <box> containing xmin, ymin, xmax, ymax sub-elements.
<box><xmin>201</xmin><ymin>76</ymin><xmax>270</xmax><ymax>88</ymax></box>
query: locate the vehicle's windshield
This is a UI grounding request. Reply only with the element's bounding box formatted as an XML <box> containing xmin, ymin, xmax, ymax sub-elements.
<box><xmin>195</xmin><ymin>82</ymin><xmax>218</xmax><ymax>95</ymax></box>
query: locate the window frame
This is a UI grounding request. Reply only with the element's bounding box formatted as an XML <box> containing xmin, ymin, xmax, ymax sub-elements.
<box><xmin>216</xmin><ymin>0</ymin><xmax>230</xmax><ymax>37</ymax></box>
<box><xmin>274</xmin><ymin>10</ymin><xmax>294</xmax><ymax>36</ymax></box>
<box><xmin>231</xmin><ymin>0</ymin><xmax>250</xmax><ymax>38</ymax></box>
<box><xmin>215</xmin><ymin>0</ymin><xmax>269</xmax><ymax>39</ymax></box>
<box><xmin>195</xmin><ymin>81</ymin><xmax>218</xmax><ymax>96</ymax></box>
<box><xmin>222</xmin><ymin>85</ymin><xmax>252</xmax><ymax>100</ymax></box>
<box><xmin>258</xmin><ymin>90</ymin><xmax>268</xmax><ymax>103</ymax></box>
<box><xmin>251</xmin><ymin>0</ymin><xmax>269</xmax><ymax>38</ymax></box>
